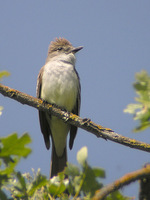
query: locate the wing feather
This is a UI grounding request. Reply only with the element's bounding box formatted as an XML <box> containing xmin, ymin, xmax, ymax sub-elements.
<box><xmin>69</xmin><ymin>71</ymin><xmax>81</xmax><ymax>150</ymax></box>
<box><xmin>36</xmin><ymin>66</ymin><xmax>51</xmax><ymax>150</ymax></box>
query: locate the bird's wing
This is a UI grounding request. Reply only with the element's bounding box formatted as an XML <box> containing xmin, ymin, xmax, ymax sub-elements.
<box><xmin>69</xmin><ymin>72</ymin><xmax>81</xmax><ymax>150</ymax></box>
<box><xmin>36</xmin><ymin>66</ymin><xmax>51</xmax><ymax>150</ymax></box>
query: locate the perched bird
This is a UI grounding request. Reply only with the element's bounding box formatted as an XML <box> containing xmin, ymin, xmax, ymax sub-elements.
<box><xmin>36</xmin><ymin>38</ymin><xmax>83</xmax><ymax>177</ymax></box>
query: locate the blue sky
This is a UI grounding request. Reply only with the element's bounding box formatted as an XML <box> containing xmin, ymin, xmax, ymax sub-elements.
<box><xmin>1</xmin><ymin>1</ymin><xmax>150</xmax><ymax>198</ymax></box>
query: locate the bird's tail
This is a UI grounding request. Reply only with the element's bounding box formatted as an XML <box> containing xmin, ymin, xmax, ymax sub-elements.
<box><xmin>50</xmin><ymin>143</ymin><xmax>67</xmax><ymax>178</ymax></box>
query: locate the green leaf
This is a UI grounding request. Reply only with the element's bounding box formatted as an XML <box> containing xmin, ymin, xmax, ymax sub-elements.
<box><xmin>124</xmin><ymin>70</ymin><xmax>150</xmax><ymax>132</ymax></box>
<box><xmin>0</xmin><ymin>133</ymin><xmax>32</xmax><ymax>158</ymax></box>
<box><xmin>0</xmin><ymin>71</ymin><xmax>10</xmax><ymax>81</ymax></box>
<box><xmin>124</xmin><ymin>104</ymin><xmax>143</xmax><ymax>114</ymax></box>
<box><xmin>64</xmin><ymin>163</ymin><xmax>80</xmax><ymax>195</ymax></box>
<box><xmin>14</xmin><ymin>171</ymin><xmax>27</xmax><ymax>196</ymax></box>
<box><xmin>28</xmin><ymin>171</ymin><xmax>48</xmax><ymax>196</ymax></box>
<box><xmin>81</xmin><ymin>164</ymin><xmax>103</xmax><ymax>196</ymax></box>
<box><xmin>106</xmin><ymin>190</ymin><xmax>132</xmax><ymax>200</ymax></box>
<box><xmin>0</xmin><ymin>157</ymin><xmax>18</xmax><ymax>176</ymax></box>
<box><xmin>48</xmin><ymin>175</ymin><xmax>68</xmax><ymax>196</ymax></box>
<box><xmin>92</xmin><ymin>167</ymin><xmax>105</xmax><ymax>178</ymax></box>
<box><xmin>133</xmin><ymin>121</ymin><xmax>150</xmax><ymax>132</ymax></box>
<box><xmin>65</xmin><ymin>163</ymin><xmax>80</xmax><ymax>177</ymax></box>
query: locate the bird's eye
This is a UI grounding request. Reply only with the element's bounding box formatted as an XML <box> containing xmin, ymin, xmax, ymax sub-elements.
<box><xmin>57</xmin><ymin>47</ymin><xmax>63</xmax><ymax>51</ymax></box>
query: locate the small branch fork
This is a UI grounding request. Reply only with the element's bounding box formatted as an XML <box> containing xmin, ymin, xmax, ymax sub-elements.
<box><xmin>0</xmin><ymin>83</ymin><xmax>150</xmax><ymax>153</ymax></box>
<box><xmin>92</xmin><ymin>164</ymin><xmax>150</xmax><ymax>200</ymax></box>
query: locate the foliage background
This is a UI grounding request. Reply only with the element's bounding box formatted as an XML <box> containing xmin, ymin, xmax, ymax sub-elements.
<box><xmin>1</xmin><ymin>1</ymin><xmax>150</xmax><ymax>198</ymax></box>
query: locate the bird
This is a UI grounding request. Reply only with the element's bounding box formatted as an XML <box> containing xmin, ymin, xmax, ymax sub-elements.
<box><xmin>36</xmin><ymin>38</ymin><xmax>83</xmax><ymax>177</ymax></box>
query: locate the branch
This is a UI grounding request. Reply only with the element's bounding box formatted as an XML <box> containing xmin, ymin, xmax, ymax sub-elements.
<box><xmin>92</xmin><ymin>164</ymin><xmax>150</xmax><ymax>200</ymax></box>
<box><xmin>139</xmin><ymin>164</ymin><xmax>150</xmax><ymax>200</ymax></box>
<box><xmin>1</xmin><ymin>83</ymin><xmax>150</xmax><ymax>153</ymax></box>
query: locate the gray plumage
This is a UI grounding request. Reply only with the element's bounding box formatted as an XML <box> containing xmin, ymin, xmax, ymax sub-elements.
<box><xmin>36</xmin><ymin>38</ymin><xmax>82</xmax><ymax>177</ymax></box>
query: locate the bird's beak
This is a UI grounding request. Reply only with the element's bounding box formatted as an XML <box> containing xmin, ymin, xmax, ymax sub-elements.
<box><xmin>71</xmin><ymin>46</ymin><xmax>83</xmax><ymax>54</ymax></box>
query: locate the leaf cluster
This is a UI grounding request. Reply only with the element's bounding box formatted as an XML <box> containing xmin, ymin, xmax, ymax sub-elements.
<box><xmin>0</xmin><ymin>134</ymin><xmax>129</xmax><ymax>200</ymax></box>
<box><xmin>0</xmin><ymin>133</ymin><xmax>31</xmax><ymax>200</ymax></box>
<box><xmin>124</xmin><ymin>70</ymin><xmax>150</xmax><ymax>132</ymax></box>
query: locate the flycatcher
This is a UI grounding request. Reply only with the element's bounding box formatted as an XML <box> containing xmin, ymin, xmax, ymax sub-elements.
<box><xmin>36</xmin><ymin>38</ymin><xmax>83</xmax><ymax>177</ymax></box>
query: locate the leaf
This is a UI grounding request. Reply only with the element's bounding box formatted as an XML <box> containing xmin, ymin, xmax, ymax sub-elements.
<box><xmin>124</xmin><ymin>104</ymin><xmax>143</xmax><ymax>114</ymax></box>
<box><xmin>0</xmin><ymin>133</ymin><xmax>32</xmax><ymax>158</ymax></box>
<box><xmin>77</xmin><ymin>146</ymin><xmax>88</xmax><ymax>166</ymax></box>
<box><xmin>0</xmin><ymin>157</ymin><xmax>18</xmax><ymax>176</ymax></box>
<box><xmin>65</xmin><ymin>163</ymin><xmax>80</xmax><ymax>177</ymax></box>
<box><xmin>28</xmin><ymin>172</ymin><xmax>47</xmax><ymax>196</ymax></box>
<box><xmin>68</xmin><ymin>147</ymin><xmax>105</xmax><ymax>197</ymax></box>
<box><xmin>0</xmin><ymin>71</ymin><xmax>10</xmax><ymax>81</ymax></box>
<box><xmin>106</xmin><ymin>190</ymin><xmax>132</xmax><ymax>200</ymax></box>
<box><xmin>81</xmin><ymin>164</ymin><xmax>103</xmax><ymax>196</ymax></box>
<box><xmin>64</xmin><ymin>163</ymin><xmax>80</xmax><ymax>195</ymax></box>
<box><xmin>124</xmin><ymin>70</ymin><xmax>150</xmax><ymax>132</ymax></box>
<box><xmin>48</xmin><ymin>182</ymin><xmax>66</xmax><ymax>196</ymax></box>
<box><xmin>0</xmin><ymin>106</ymin><xmax>3</xmax><ymax>116</ymax></box>
<box><xmin>48</xmin><ymin>175</ymin><xmax>68</xmax><ymax>196</ymax></box>
<box><xmin>15</xmin><ymin>171</ymin><xmax>27</xmax><ymax>194</ymax></box>
<box><xmin>92</xmin><ymin>167</ymin><xmax>105</xmax><ymax>178</ymax></box>
<box><xmin>133</xmin><ymin>121</ymin><xmax>150</xmax><ymax>132</ymax></box>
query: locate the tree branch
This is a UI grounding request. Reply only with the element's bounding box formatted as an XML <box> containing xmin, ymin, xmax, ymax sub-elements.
<box><xmin>139</xmin><ymin>164</ymin><xmax>150</xmax><ymax>200</ymax></box>
<box><xmin>1</xmin><ymin>83</ymin><xmax>150</xmax><ymax>153</ymax></box>
<box><xmin>92</xmin><ymin>164</ymin><xmax>150</xmax><ymax>200</ymax></box>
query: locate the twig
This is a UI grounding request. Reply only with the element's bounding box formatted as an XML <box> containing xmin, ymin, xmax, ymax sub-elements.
<box><xmin>1</xmin><ymin>83</ymin><xmax>150</xmax><ymax>153</ymax></box>
<box><xmin>92</xmin><ymin>164</ymin><xmax>150</xmax><ymax>200</ymax></box>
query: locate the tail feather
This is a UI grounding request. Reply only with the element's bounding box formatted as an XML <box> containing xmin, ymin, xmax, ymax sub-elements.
<box><xmin>50</xmin><ymin>143</ymin><xmax>67</xmax><ymax>178</ymax></box>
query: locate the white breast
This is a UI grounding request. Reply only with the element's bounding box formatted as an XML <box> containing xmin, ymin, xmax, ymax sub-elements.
<box><xmin>41</xmin><ymin>56</ymin><xmax>79</xmax><ymax>111</ymax></box>
<box><xmin>41</xmin><ymin>55</ymin><xmax>79</xmax><ymax>156</ymax></box>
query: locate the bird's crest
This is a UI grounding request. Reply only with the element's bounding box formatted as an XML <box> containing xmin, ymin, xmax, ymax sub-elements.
<box><xmin>49</xmin><ymin>38</ymin><xmax>72</xmax><ymax>53</ymax></box>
